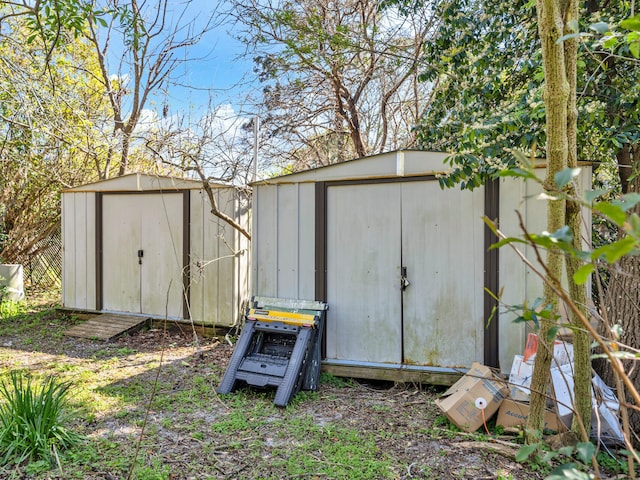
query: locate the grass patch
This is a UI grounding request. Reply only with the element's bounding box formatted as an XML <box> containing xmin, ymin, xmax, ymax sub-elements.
<box><xmin>91</xmin><ymin>346</ymin><xmax>139</xmax><ymax>360</ymax></box>
<box><xmin>0</xmin><ymin>293</ymin><xmax>66</xmax><ymax>341</ymax></box>
<box><xmin>0</xmin><ymin>299</ymin><xmax>28</xmax><ymax>320</ymax></box>
<box><xmin>273</xmin><ymin>416</ymin><xmax>392</xmax><ymax>478</ymax></box>
<box><xmin>63</xmin><ymin>436</ymin><xmax>132</xmax><ymax>478</ymax></box>
<box><xmin>596</xmin><ymin>450</ymin><xmax>630</xmax><ymax>476</ymax></box>
<box><xmin>319</xmin><ymin>372</ymin><xmax>356</xmax><ymax>388</ymax></box>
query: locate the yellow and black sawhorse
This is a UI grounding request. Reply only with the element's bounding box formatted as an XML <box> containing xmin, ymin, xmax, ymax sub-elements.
<box><xmin>217</xmin><ymin>297</ymin><xmax>328</xmax><ymax>407</ymax></box>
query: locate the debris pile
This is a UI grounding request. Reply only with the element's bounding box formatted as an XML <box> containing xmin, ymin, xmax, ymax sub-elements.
<box><xmin>435</xmin><ymin>333</ymin><xmax>624</xmax><ymax>445</ymax></box>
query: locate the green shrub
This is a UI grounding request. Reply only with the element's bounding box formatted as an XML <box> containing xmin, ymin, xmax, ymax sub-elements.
<box><xmin>0</xmin><ymin>371</ymin><xmax>82</xmax><ymax>466</ymax></box>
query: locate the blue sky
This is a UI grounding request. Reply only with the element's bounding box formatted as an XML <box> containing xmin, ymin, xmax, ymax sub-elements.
<box><xmin>158</xmin><ymin>0</ymin><xmax>255</xmax><ymax>116</ymax></box>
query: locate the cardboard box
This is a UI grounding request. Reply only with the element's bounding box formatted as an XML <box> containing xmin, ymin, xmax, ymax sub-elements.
<box><xmin>435</xmin><ymin>362</ymin><xmax>508</xmax><ymax>433</ymax></box>
<box><xmin>496</xmin><ymin>399</ymin><xmax>567</xmax><ymax>432</ymax></box>
<box><xmin>508</xmin><ymin>355</ymin><xmax>534</xmax><ymax>402</ymax></box>
<box><xmin>505</xmin><ymin>355</ymin><xmax>624</xmax><ymax>443</ymax></box>
<box><xmin>508</xmin><ymin>355</ymin><xmax>568</xmax><ymax>404</ymax></box>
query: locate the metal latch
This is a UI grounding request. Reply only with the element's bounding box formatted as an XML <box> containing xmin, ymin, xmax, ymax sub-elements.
<box><xmin>401</xmin><ymin>266</ymin><xmax>410</xmax><ymax>291</ymax></box>
<box><xmin>137</xmin><ymin>249</ymin><xmax>144</xmax><ymax>264</ymax></box>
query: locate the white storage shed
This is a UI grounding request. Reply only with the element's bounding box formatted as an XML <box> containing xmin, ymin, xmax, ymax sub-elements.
<box><xmin>62</xmin><ymin>173</ymin><xmax>250</xmax><ymax>327</ymax></box>
<box><xmin>251</xmin><ymin>150</ymin><xmax>591</xmax><ymax>382</ymax></box>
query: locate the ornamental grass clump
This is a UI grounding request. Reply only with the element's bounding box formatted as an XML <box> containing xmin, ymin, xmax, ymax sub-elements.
<box><xmin>0</xmin><ymin>371</ymin><xmax>82</xmax><ymax>466</ymax></box>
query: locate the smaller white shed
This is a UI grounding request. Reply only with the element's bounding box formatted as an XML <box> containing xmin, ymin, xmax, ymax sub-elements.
<box><xmin>251</xmin><ymin>150</ymin><xmax>591</xmax><ymax>382</ymax></box>
<box><xmin>62</xmin><ymin>173</ymin><xmax>250</xmax><ymax>327</ymax></box>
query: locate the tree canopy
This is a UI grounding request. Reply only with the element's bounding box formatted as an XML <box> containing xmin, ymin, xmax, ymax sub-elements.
<box><xmin>230</xmin><ymin>0</ymin><xmax>439</xmax><ymax>171</ymax></box>
<box><xmin>417</xmin><ymin>0</ymin><xmax>639</xmax><ymax>191</ymax></box>
<box><xmin>0</xmin><ymin>11</ymin><xmax>109</xmax><ymax>260</ymax></box>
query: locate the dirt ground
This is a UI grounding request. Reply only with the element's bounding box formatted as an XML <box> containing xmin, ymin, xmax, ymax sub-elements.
<box><xmin>116</xmin><ymin>328</ymin><xmax>539</xmax><ymax>479</ymax></box>
<box><xmin>1</xmin><ymin>308</ymin><xmax>624</xmax><ymax>479</ymax></box>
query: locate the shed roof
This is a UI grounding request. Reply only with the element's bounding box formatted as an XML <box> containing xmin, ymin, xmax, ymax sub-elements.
<box><xmin>252</xmin><ymin>150</ymin><xmax>562</xmax><ymax>186</ymax></box>
<box><xmin>252</xmin><ymin>150</ymin><xmax>450</xmax><ymax>185</ymax></box>
<box><xmin>63</xmin><ymin>173</ymin><xmax>227</xmax><ymax>193</ymax></box>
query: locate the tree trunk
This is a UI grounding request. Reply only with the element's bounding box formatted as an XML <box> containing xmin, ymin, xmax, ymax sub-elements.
<box><xmin>597</xmin><ymin>146</ymin><xmax>640</xmax><ymax>447</ymax></box>
<box><xmin>565</xmin><ymin>199</ymin><xmax>592</xmax><ymax>440</ymax></box>
<box><xmin>598</xmin><ymin>254</ymin><xmax>640</xmax><ymax>447</ymax></box>
<box><xmin>617</xmin><ymin>144</ymin><xmax>633</xmax><ymax>194</ymax></box>
<box><xmin>527</xmin><ymin>0</ymin><xmax>570</xmax><ymax>443</ymax></box>
<box><xmin>118</xmin><ymin>131</ymin><xmax>131</xmax><ymax>177</ymax></box>
<box><xmin>606</xmin><ymin>254</ymin><xmax>640</xmax><ymax>346</ymax></box>
<box><xmin>562</xmin><ymin>0</ymin><xmax>591</xmax><ymax>439</ymax></box>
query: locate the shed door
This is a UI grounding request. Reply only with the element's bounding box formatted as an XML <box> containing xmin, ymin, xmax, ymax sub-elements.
<box><xmin>102</xmin><ymin>193</ymin><xmax>184</xmax><ymax>318</ymax></box>
<box><xmin>325</xmin><ymin>181</ymin><xmax>484</xmax><ymax>367</ymax></box>
<box><xmin>401</xmin><ymin>182</ymin><xmax>484</xmax><ymax>367</ymax></box>
<box><xmin>326</xmin><ymin>183</ymin><xmax>402</xmax><ymax>363</ymax></box>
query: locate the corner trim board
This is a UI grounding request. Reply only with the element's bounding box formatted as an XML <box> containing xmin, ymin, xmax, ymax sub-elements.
<box><xmin>483</xmin><ymin>178</ymin><xmax>500</xmax><ymax>368</ymax></box>
<box><xmin>182</xmin><ymin>190</ymin><xmax>191</xmax><ymax>319</ymax></box>
<box><xmin>95</xmin><ymin>192</ymin><xmax>103</xmax><ymax>310</ymax></box>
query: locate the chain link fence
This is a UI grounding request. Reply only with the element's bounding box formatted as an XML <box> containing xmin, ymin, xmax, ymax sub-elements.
<box><xmin>13</xmin><ymin>229</ymin><xmax>62</xmax><ymax>290</ymax></box>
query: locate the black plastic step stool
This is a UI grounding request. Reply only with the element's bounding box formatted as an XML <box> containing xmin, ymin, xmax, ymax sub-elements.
<box><xmin>217</xmin><ymin>296</ymin><xmax>328</xmax><ymax>407</ymax></box>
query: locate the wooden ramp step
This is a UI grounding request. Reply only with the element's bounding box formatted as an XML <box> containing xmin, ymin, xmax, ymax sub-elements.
<box><xmin>65</xmin><ymin>314</ymin><xmax>150</xmax><ymax>341</ymax></box>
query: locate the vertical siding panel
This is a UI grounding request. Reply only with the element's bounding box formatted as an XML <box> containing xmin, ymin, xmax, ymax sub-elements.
<box><xmin>297</xmin><ymin>183</ymin><xmax>315</xmax><ymax>299</ymax></box>
<box><xmin>214</xmin><ymin>189</ymin><xmax>223</xmax><ymax>323</ymax></box>
<box><xmin>255</xmin><ymin>185</ymin><xmax>277</xmax><ymax>297</ymax></box>
<box><xmin>581</xmin><ymin>166</ymin><xmax>593</xmax><ymax>243</ymax></box>
<box><xmin>190</xmin><ymin>190</ymin><xmax>205</xmax><ymax>323</ymax></box>
<box><xmin>85</xmin><ymin>193</ymin><xmax>97</xmax><ymax>310</ymax></box>
<box><xmin>61</xmin><ymin>194</ymin><xmax>75</xmax><ymax>308</ymax></box>
<box><xmin>239</xmin><ymin>190</ymin><xmax>251</xmax><ymax>321</ymax></box>
<box><xmin>498</xmin><ymin>176</ymin><xmax>530</xmax><ymax>372</ymax></box>
<box><xmin>73</xmin><ymin>193</ymin><xmax>87</xmax><ymax>309</ymax></box>
<box><xmin>202</xmin><ymin>189</ymin><xmax>221</xmax><ymax>324</ymax></box>
<box><xmin>523</xmin><ymin>173</ymin><xmax>548</xmax><ymax>300</ymax></box>
<box><xmin>217</xmin><ymin>189</ymin><xmax>236</xmax><ymax>325</ymax></box>
<box><xmin>251</xmin><ymin>186</ymin><xmax>259</xmax><ymax>295</ymax></box>
<box><xmin>276</xmin><ymin>185</ymin><xmax>299</xmax><ymax>298</ymax></box>
<box><xmin>232</xmin><ymin>189</ymin><xmax>251</xmax><ymax>326</ymax></box>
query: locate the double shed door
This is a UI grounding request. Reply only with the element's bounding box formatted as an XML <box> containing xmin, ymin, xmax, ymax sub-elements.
<box><xmin>102</xmin><ymin>193</ymin><xmax>184</xmax><ymax>319</ymax></box>
<box><xmin>325</xmin><ymin>181</ymin><xmax>485</xmax><ymax>368</ymax></box>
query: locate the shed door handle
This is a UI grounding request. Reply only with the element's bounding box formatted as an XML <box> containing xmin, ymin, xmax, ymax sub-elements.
<box><xmin>138</xmin><ymin>249</ymin><xmax>144</xmax><ymax>264</ymax></box>
<box><xmin>401</xmin><ymin>266</ymin><xmax>410</xmax><ymax>291</ymax></box>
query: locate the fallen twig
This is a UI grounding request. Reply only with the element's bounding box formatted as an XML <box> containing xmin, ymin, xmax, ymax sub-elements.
<box><xmin>455</xmin><ymin>441</ymin><xmax>519</xmax><ymax>461</ymax></box>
